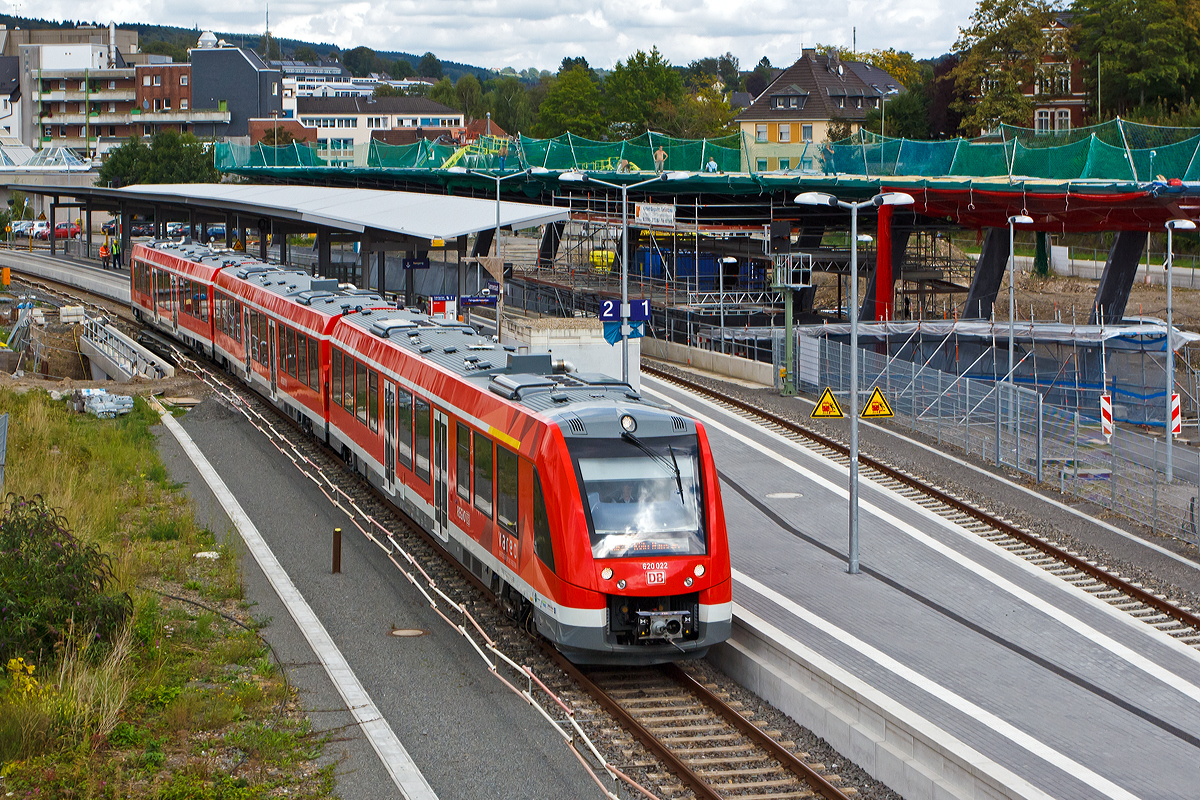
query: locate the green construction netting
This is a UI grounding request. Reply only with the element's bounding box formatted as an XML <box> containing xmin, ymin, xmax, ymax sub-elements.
<box><xmin>213</xmin><ymin>118</ymin><xmax>1200</xmax><ymax>183</ymax></box>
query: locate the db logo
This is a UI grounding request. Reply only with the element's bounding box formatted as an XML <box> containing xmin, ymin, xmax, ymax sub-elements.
<box><xmin>646</xmin><ymin>571</ymin><xmax>666</xmax><ymax>585</ymax></box>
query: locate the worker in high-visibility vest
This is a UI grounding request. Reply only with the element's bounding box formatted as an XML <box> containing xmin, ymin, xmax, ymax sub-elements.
<box><xmin>99</xmin><ymin>243</ymin><xmax>110</xmax><ymax>269</ymax></box>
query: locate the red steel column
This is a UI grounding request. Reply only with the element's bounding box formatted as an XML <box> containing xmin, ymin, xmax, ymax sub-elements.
<box><xmin>876</xmin><ymin>204</ymin><xmax>893</xmax><ymax>321</ymax></box>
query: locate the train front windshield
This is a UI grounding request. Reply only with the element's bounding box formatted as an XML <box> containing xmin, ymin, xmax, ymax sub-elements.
<box><xmin>571</xmin><ymin>435</ymin><xmax>706</xmax><ymax>559</ymax></box>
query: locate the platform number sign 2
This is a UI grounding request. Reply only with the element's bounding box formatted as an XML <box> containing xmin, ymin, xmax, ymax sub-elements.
<box><xmin>599</xmin><ymin>299</ymin><xmax>652</xmax><ymax>322</ymax></box>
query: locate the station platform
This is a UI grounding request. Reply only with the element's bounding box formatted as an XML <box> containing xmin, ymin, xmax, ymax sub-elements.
<box><xmin>643</xmin><ymin>373</ymin><xmax>1200</xmax><ymax>800</ymax></box>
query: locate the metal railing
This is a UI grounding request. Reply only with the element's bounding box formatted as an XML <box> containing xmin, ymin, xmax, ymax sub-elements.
<box><xmin>788</xmin><ymin>334</ymin><xmax>1200</xmax><ymax>550</ymax></box>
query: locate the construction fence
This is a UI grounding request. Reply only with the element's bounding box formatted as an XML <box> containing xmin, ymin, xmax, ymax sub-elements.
<box><xmin>784</xmin><ymin>333</ymin><xmax>1200</xmax><ymax>550</ymax></box>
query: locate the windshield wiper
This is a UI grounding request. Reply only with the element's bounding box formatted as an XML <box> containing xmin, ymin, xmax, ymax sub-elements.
<box><xmin>622</xmin><ymin>431</ymin><xmax>685</xmax><ymax>504</ymax></box>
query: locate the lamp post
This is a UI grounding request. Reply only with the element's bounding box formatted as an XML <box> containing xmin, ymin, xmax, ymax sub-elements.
<box><xmin>561</xmin><ymin>170</ymin><xmax>691</xmax><ymax>383</ymax></box>
<box><xmin>1007</xmin><ymin>215</ymin><xmax>1034</xmax><ymax>386</ymax></box>
<box><xmin>794</xmin><ymin>190</ymin><xmax>914</xmax><ymax>574</ymax></box>
<box><xmin>447</xmin><ymin>165</ymin><xmax>546</xmax><ymax>336</ymax></box>
<box><xmin>1165</xmin><ymin>218</ymin><xmax>1196</xmax><ymax>482</ymax></box>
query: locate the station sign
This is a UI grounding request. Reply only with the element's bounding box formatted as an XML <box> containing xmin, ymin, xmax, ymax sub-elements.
<box><xmin>634</xmin><ymin>203</ymin><xmax>676</xmax><ymax>227</ymax></box>
<box><xmin>461</xmin><ymin>295</ymin><xmax>497</xmax><ymax>307</ymax></box>
<box><xmin>403</xmin><ymin>257</ymin><xmax>430</xmax><ymax>270</ymax></box>
<box><xmin>599</xmin><ymin>298</ymin><xmax>651</xmax><ymax>322</ymax></box>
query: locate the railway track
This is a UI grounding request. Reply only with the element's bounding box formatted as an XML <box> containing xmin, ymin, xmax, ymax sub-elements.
<box><xmin>643</xmin><ymin>363</ymin><xmax>1200</xmax><ymax>650</ymax></box>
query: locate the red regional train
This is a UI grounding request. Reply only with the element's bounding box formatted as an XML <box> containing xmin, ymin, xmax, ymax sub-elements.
<box><xmin>130</xmin><ymin>239</ymin><xmax>732</xmax><ymax>664</ymax></box>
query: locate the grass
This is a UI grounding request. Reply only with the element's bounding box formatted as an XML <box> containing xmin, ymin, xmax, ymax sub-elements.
<box><xmin>0</xmin><ymin>388</ymin><xmax>334</xmax><ymax>799</ymax></box>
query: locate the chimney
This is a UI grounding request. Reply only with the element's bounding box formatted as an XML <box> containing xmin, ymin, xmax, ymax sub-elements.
<box><xmin>108</xmin><ymin>21</ymin><xmax>116</xmax><ymax>68</ymax></box>
<box><xmin>802</xmin><ymin>48</ymin><xmax>817</xmax><ymax>59</ymax></box>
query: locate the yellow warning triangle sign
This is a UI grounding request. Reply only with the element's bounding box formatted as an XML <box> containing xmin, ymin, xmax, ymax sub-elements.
<box><xmin>861</xmin><ymin>386</ymin><xmax>895</xmax><ymax>418</ymax></box>
<box><xmin>811</xmin><ymin>387</ymin><xmax>844</xmax><ymax>418</ymax></box>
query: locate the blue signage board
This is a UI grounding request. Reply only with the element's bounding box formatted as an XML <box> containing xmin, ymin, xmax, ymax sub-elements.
<box><xmin>600</xmin><ymin>298</ymin><xmax>651</xmax><ymax>322</ymax></box>
<box><xmin>403</xmin><ymin>258</ymin><xmax>430</xmax><ymax>269</ymax></box>
<box><xmin>461</xmin><ymin>295</ymin><xmax>498</xmax><ymax>307</ymax></box>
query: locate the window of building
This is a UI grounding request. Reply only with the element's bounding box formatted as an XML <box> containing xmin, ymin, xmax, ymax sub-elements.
<box><xmin>109</xmin><ymin>102</ymin><xmax>116</xmax><ymax>113</ymax></box>
<box><xmin>755</xmin><ymin>124</ymin><xmax>767</xmax><ymax>142</ymax></box>
<box><xmin>43</xmin><ymin>126</ymin><xmax>52</xmax><ymax>139</ymax></box>
<box><xmin>181</xmin><ymin>99</ymin><xmax>188</xmax><ymax>110</ymax></box>
<box><xmin>153</xmin><ymin>75</ymin><xmax>161</xmax><ymax>86</ymax></box>
<box><xmin>456</xmin><ymin>423</ymin><xmax>471</xmax><ymax>501</ymax></box>
<box><xmin>756</xmin><ymin>158</ymin><xmax>768</xmax><ymax>171</ymax></box>
<box><xmin>1056</xmin><ymin>109</ymin><xmax>1071</xmax><ymax>132</ymax></box>
<box><xmin>143</xmin><ymin>76</ymin><xmax>151</xmax><ymax>86</ymax></box>
<box><xmin>802</xmin><ymin>124</ymin><xmax>813</xmax><ymax>142</ymax></box>
<box><xmin>779</xmin><ymin>158</ymin><xmax>791</xmax><ymax>170</ymax></box>
<box><xmin>153</xmin><ymin>99</ymin><xmax>161</xmax><ymax>112</ymax></box>
<box><xmin>414</xmin><ymin>396</ymin><xmax>431</xmax><ymax>482</ymax></box>
<box><xmin>58</xmin><ymin>80</ymin><xmax>66</xmax><ymax>90</ymax></box>
<box><xmin>778</xmin><ymin>124</ymin><xmax>790</xmax><ymax>143</ymax></box>
<box><xmin>1035</xmin><ymin>109</ymin><xmax>1051</xmax><ymax>132</ymax></box>
<box><xmin>163</xmin><ymin>98</ymin><xmax>171</xmax><ymax>110</ymax></box>
<box><xmin>496</xmin><ymin>446</ymin><xmax>519</xmax><ymax>536</ymax></box>
<box><xmin>802</xmin><ymin>158</ymin><xmax>814</xmax><ymax>170</ymax></box>
<box><xmin>180</xmin><ymin>75</ymin><xmax>188</xmax><ymax>86</ymax></box>
<box><xmin>272</xmin><ymin>82</ymin><xmax>278</xmax><ymax>96</ymax></box>
<box><xmin>108</xmin><ymin>126</ymin><xmax>116</xmax><ymax>136</ymax></box>
<box><xmin>59</xmin><ymin>126</ymin><xmax>66</xmax><ymax>138</ymax></box>
<box><xmin>144</xmin><ymin>124</ymin><xmax>152</xmax><ymax>136</ymax></box>
<box><xmin>79</xmin><ymin>81</ymin><xmax>85</xmax><ymax>91</ymax></box>
<box><xmin>108</xmin><ymin>80</ymin><xmax>115</xmax><ymax>90</ymax></box>
<box><xmin>473</xmin><ymin>431</ymin><xmax>493</xmax><ymax>517</ymax></box>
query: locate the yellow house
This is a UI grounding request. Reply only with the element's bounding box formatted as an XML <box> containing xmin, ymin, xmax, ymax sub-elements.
<box><xmin>735</xmin><ymin>48</ymin><xmax>903</xmax><ymax>172</ymax></box>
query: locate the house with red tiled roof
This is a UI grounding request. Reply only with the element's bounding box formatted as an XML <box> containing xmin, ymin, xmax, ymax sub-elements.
<box><xmin>735</xmin><ymin>48</ymin><xmax>904</xmax><ymax>171</ymax></box>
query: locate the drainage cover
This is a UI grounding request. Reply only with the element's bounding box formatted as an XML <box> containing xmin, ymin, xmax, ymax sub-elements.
<box><xmin>389</xmin><ymin>628</ymin><xmax>429</xmax><ymax>637</ymax></box>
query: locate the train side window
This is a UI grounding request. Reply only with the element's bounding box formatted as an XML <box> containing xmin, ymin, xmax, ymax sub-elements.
<box><xmin>332</xmin><ymin>347</ymin><xmax>342</xmax><ymax>409</ymax></box>
<box><xmin>397</xmin><ymin>389</ymin><xmax>413</xmax><ymax>469</ymax></box>
<box><xmin>456</xmin><ymin>422</ymin><xmax>471</xmax><ymax>501</ymax></box>
<box><xmin>341</xmin><ymin>351</ymin><xmax>353</xmax><ymax>411</ymax></box>
<box><xmin>355</xmin><ymin>360</ymin><xmax>368</xmax><ymax>424</ymax></box>
<box><xmin>199</xmin><ymin>284</ymin><xmax>208</xmax><ymax>323</ymax></box>
<box><xmin>307</xmin><ymin>337</ymin><xmax>318</xmax><ymax>389</ymax></box>
<box><xmin>532</xmin><ymin>469</ymin><xmax>555</xmax><ymax>573</ymax></box>
<box><xmin>368</xmin><ymin>370</ymin><xmax>379</xmax><ymax>432</ymax></box>
<box><xmin>234</xmin><ymin>300</ymin><xmax>242</xmax><ymax>343</ymax></box>
<box><xmin>249</xmin><ymin>311</ymin><xmax>260</xmax><ymax>364</ymax></box>
<box><xmin>286</xmin><ymin>327</ymin><xmax>297</xmax><ymax>377</ymax></box>
<box><xmin>296</xmin><ymin>333</ymin><xmax>307</xmax><ymax>386</ymax></box>
<box><xmin>496</xmin><ymin>446</ymin><xmax>518</xmax><ymax>536</ymax></box>
<box><xmin>473</xmin><ymin>432</ymin><xmax>492</xmax><ymax>518</ymax></box>
<box><xmin>414</xmin><ymin>396</ymin><xmax>431</xmax><ymax>482</ymax></box>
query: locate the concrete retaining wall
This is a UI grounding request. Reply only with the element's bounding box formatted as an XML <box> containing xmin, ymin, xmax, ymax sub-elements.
<box><xmin>0</xmin><ymin>251</ymin><xmax>129</xmax><ymax>305</ymax></box>
<box><xmin>641</xmin><ymin>338</ymin><xmax>774</xmax><ymax>386</ymax></box>
<box><xmin>709</xmin><ymin>612</ymin><xmax>1053</xmax><ymax>800</ymax></box>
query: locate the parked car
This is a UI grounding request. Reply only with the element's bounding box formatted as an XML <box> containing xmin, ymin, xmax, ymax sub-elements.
<box><xmin>130</xmin><ymin>223</ymin><xmax>154</xmax><ymax>237</ymax></box>
<box><xmin>166</xmin><ymin>221</ymin><xmax>185</xmax><ymax>236</ymax></box>
<box><xmin>203</xmin><ymin>224</ymin><xmax>226</xmax><ymax>244</ymax></box>
<box><xmin>101</xmin><ymin>220</ymin><xmax>118</xmax><ymax>235</ymax></box>
<box><xmin>37</xmin><ymin>222</ymin><xmax>81</xmax><ymax>240</ymax></box>
<box><xmin>11</xmin><ymin>220</ymin><xmax>34</xmax><ymax>236</ymax></box>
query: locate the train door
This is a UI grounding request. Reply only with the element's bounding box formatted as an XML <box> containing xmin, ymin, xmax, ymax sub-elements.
<box><xmin>242</xmin><ymin>307</ymin><xmax>251</xmax><ymax>375</ymax></box>
<box><xmin>170</xmin><ymin>275</ymin><xmax>179</xmax><ymax>330</ymax></box>
<box><xmin>383</xmin><ymin>381</ymin><xmax>396</xmax><ymax>489</ymax></box>
<box><xmin>151</xmin><ymin>268</ymin><xmax>160</xmax><ymax>324</ymax></box>
<box><xmin>268</xmin><ymin>319</ymin><xmax>278</xmax><ymax>396</ymax></box>
<box><xmin>433</xmin><ymin>409</ymin><xmax>450</xmax><ymax>542</ymax></box>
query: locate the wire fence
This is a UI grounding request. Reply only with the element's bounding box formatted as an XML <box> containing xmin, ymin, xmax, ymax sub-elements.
<box><xmin>785</xmin><ymin>334</ymin><xmax>1200</xmax><ymax>550</ymax></box>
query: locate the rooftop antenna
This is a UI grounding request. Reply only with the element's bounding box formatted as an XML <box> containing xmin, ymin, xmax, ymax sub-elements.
<box><xmin>853</xmin><ymin>27</ymin><xmax>856</xmax><ymax>54</ymax></box>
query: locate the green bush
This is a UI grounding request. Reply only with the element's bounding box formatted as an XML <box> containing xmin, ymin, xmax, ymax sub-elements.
<box><xmin>0</xmin><ymin>495</ymin><xmax>133</xmax><ymax>661</ymax></box>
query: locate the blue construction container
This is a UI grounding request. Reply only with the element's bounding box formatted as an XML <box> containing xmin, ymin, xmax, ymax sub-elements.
<box><xmin>675</xmin><ymin>253</ymin><xmax>720</xmax><ymax>291</ymax></box>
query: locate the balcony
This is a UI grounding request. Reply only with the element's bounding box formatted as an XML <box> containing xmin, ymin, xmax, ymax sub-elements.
<box><xmin>89</xmin><ymin>89</ymin><xmax>136</xmax><ymax>102</ymax></box>
<box><xmin>138</xmin><ymin>109</ymin><xmax>231</xmax><ymax>124</ymax></box>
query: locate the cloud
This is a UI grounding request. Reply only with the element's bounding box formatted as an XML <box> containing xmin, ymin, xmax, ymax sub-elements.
<box><xmin>25</xmin><ymin>0</ymin><xmax>976</xmax><ymax>71</ymax></box>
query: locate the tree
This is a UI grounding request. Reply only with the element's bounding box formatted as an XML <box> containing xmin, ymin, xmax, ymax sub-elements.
<box><xmin>830</xmin><ymin>46</ymin><xmax>925</xmax><ymax>91</ymax></box>
<box><xmin>260</xmin><ymin>126</ymin><xmax>299</xmax><ymax>147</ymax></box>
<box><xmin>391</xmin><ymin>59</ymin><xmax>415</xmax><ymax>79</ymax></box>
<box><xmin>825</xmin><ymin>115</ymin><xmax>853</xmax><ymax>143</ymax></box>
<box><xmin>373</xmin><ymin>83</ymin><xmax>406</xmax><ymax>98</ymax></box>
<box><xmin>746</xmin><ymin>56</ymin><xmax>774</xmax><ymax>96</ymax></box>
<box><xmin>928</xmin><ymin>55</ymin><xmax>965</xmax><ymax>138</ymax></box>
<box><xmin>718</xmin><ymin>52</ymin><xmax>741</xmax><ymax>93</ymax></box>
<box><xmin>345</xmin><ymin>46</ymin><xmax>384</xmax><ymax>78</ymax></box>
<box><xmin>674</xmin><ymin>83</ymin><xmax>738</xmax><ymax>138</ymax></box>
<box><xmin>604</xmin><ymin>47</ymin><xmax>685</xmax><ymax>135</ymax></box>
<box><xmin>534</xmin><ymin>66</ymin><xmax>606</xmax><ymax>138</ymax></box>
<box><xmin>559</xmin><ymin>56</ymin><xmax>597</xmax><ymax>81</ymax></box>
<box><xmin>454</xmin><ymin>75</ymin><xmax>485</xmax><ymax>118</ymax></box>
<box><xmin>428</xmin><ymin>78</ymin><xmax>456</xmax><ymax>109</ymax></box>
<box><xmin>1071</xmin><ymin>0</ymin><xmax>1200</xmax><ymax>114</ymax></box>
<box><xmin>293</xmin><ymin>45</ymin><xmax>319</xmax><ymax>63</ymax></box>
<box><xmin>862</xmin><ymin>81</ymin><xmax>933</xmax><ymax>139</ymax></box>
<box><xmin>95</xmin><ymin>131</ymin><xmax>218</xmax><ymax>187</ymax></box>
<box><xmin>483</xmin><ymin>75</ymin><xmax>533</xmax><ymax>134</ymax></box>
<box><xmin>418</xmin><ymin>51</ymin><xmax>443</xmax><ymax>79</ymax></box>
<box><xmin>143</xmin><ymin>39</ymin><xmax>188</xmax><ymax>63</ymax></box>
<box><xmin>950</xmin><ymin>0</ymin><xmax>1056</xmax><ymax>134</ymax></box>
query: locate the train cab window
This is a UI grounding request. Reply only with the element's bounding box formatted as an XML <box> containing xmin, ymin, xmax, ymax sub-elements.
<box><xmin>496</xmin><ymin>446</ymin><xmax>519</xmax><ymax>536</ymax></box>
<box><xmin>355</xmin><ymin>361</ymin><xmax>368</xmax><ymax>424</ymax></box>
<box><xmin>473</xmin><ymin>432</ymin><xmax>492</xmax><ymax>517</ymax></box>
<box><xmin>332</xmin><ymin>348</ymin><xmax>342</xmax><ymax>407</ymax></box>
<box><xmin>414</xmin><ymin>396</ymin><xmax>431</xmax><ymax>482</ymax></box>
<box><xmin>307</xmin><ymin>338</ymin><xmax>318</xmax><ymax>389</ymax></box>
<box><xmin>570</xmin><ymin>434</ymin><xmax>707</xmax><ymax>559</ymax></box>
<box><xmin>368</xmin><ymin>371</ymin><xmax>378</xmax><ymax>432</ymax></box>
<box><xmin>456</xmin><ymin>423</ymin><xmax>471</xmax><ymax>501</ymax></box>
<box><xmin>397</xmin><ymin>389</ymin><xmax>413</xmax><ymax>469</ymax></box>
<box><xmin>532</xmin><ymin>469</ymin><xmax>555</xmax><ymax>572</ymax></box>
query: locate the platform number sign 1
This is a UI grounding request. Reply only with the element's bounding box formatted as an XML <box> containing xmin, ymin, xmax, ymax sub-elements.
<box><xmin>1100</xmin><ymin>394</ymin><xmax>1113</xmax><ymax>442</ymax></box>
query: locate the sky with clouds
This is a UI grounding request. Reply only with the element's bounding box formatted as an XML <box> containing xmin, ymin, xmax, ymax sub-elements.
<box><xmin>31</xmin><ymin>0</ymin><xmax>979</xmax><ymax>71</ymax></box>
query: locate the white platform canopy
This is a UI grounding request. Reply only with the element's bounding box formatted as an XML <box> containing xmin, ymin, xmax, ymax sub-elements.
<box><xmin>109</xmin><ymin>183</ymin><xmax>568</xmax><ymax>240</ymax></box>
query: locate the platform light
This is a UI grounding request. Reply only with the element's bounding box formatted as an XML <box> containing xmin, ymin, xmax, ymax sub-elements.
<box><xmin>792</xmin><ymin>190</ymin><xmax>914</xmax><ymax>575</ymax></box>
<box><xmin>601</xmin><ymin>567</ymin><xmax>613</xmax><ymax>580</ymax></box>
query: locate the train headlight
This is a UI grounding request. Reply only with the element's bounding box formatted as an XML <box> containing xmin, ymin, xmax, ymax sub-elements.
<box><xmin>684</xmin><ymin>577</ymin><xmax>693</xmax><ymax>587</ymax></box>
<box><xmin>617</xmin><ymin>579</ymin><xmax>627</xmax><ymax>590</ymax></box>
<box><xmin>620</xmin><ymin>414</ymin><xmax>637</xmax><ymax>433</ymax></box>
<box><xmin>694</xmin><ymin>564</ymin><xmax>705</xmax><ymax>577</ymax></box>
<box><xmin>601</xmin><ymin>567</ymin><xmax>613</xmax><ymax>580</ymax></box>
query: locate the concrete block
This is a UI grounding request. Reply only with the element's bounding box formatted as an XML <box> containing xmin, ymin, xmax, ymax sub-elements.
<box><xmin>847</xmin><ymin>722</ymin><xmax>881</xmax><ymax>774</ymax></box>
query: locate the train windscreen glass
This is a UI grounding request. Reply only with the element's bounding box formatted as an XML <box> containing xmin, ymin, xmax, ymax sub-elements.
<box><xmin>572</xmin><ymin>435</ymin><xmax>706</xmax><ymax>559</ymax></box>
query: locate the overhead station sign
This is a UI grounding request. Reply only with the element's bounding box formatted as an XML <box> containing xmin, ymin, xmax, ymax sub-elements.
<box><xmin>634</xmin><ymin>203</ymin><xmax>676</xmax><ymax>227</ymax></box>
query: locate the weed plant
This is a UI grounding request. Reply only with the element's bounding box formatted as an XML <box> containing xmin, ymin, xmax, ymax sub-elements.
<box><xmin>0</xmin><ymin>389</ymin><xmax>333</xmax><ymax>798</ymax></box>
